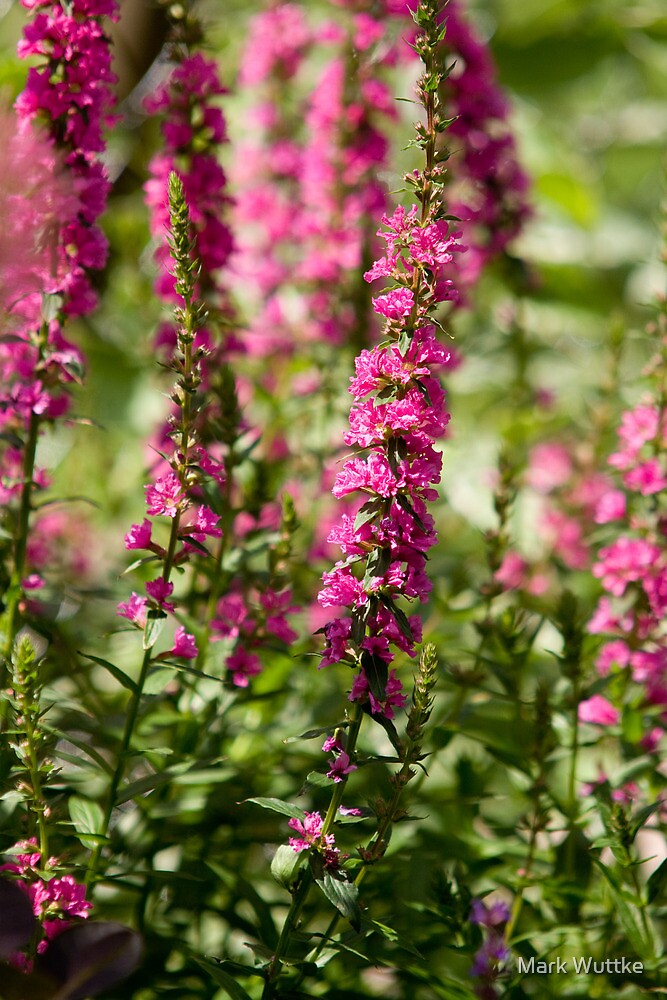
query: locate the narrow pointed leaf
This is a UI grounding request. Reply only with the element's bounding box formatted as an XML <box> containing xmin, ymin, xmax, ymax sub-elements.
<box><xmin>79</xmin><ymin>653</ymin><xmax>138</xmax><ymax>694</ymax></box>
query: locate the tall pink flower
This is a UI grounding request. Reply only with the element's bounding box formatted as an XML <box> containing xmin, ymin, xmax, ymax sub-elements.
<box><xmin>586</xmin><ymin>336</ymin><xmax>667</xmax><ymax>744</ymax></box>
<box><xmin>0</xmin><ymin>0</ymin><xmax>117</xmax><ymax>637</ymax></box>
<box><xmin>136</xmin><ymin>21</ymin><xmax>300</xmax><ymax>684</ymax></box>
<box><xmin>317</xmin><ymin>11</ymin><xmax>466</xmax><ymax>721</ymax></box>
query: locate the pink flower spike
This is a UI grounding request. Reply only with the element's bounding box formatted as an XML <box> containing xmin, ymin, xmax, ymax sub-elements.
<box><xmin>171</xmin><ymin>626</ymin><xmax>198</xmax><ymax>659</ymax></box>
<box><xmin>578</xmin><ymin>694</ymin><xmax>619</xmax><ymax>726</ymax></box>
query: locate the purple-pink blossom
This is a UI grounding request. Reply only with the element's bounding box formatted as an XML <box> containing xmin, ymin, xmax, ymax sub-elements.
<box><xmin>171</xmin><ymin>626</ymin><xmax>198</xmax><ymax>660</ymax></box>
<box><xmin>288</xmin><ymin>811</ymin><xmax>340</xmax><ymax>869</ymax></box>
<box><xmin>326</xmin><ymin>750</ymin><xmax>358</xmax><ymax>783</ymax></box>
<box><xmin>1</xmin><ymin>841</ymin><xmax>92</xmax><ymax>964</ymax></box>
<box><xmin>145</xmin><ymin>473</ymin><xmax>186</xmax><ymax>519</ymax></box>
<box><xmin>125</xmin><ymin>519</ymin><xmax>153</xmax><ymax>550</ymax></box>
<box><xmin>117</xmin><ymin>592</ymin><xmax>148</xmax><ymax>628</ymax></box>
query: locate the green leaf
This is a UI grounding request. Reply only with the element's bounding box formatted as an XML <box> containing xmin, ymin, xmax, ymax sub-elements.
<box><xmin>243</xmin><ymin>941</ymin><xmax>275</xmax><ymax>964</ymax></box>
<box><xmin>244</xmin><ymin>797</ymin><xmax>307</xmax><ymax>820</ymax></box>
<box><xmin>361</xmin><ymin>650</ymin><xmax>388</xmax><ymax>706</ymax></box>
<box><xmin>194</xmin><ymin>958</ymin><xmax>254</xmax><ymax>1000</ymax></box>
<box><xmin>44</xmin><ymin>727</ymin><xmax>114</xmax><ymax>775</ymax></box>
<box><xmin>363</xmin><ymin>917</ymin><xmax>424</xmax><ymax>959</ymax></box>
<box><xmin>115</xmin><ymin>765</ymin><xmax>187</xmax><ymax>805</ymax></box>
<box><xmin>366</xmin><ymin>709</ymin><xmax>403</xmax><ymax>756</ymax></box>
<box><xmin>354</xmin><ymin>499</ymin><xmax>383</xmax><ymax>531</ymax></box>
<box><xmin>335</xmin><ymin>809</ymin><xmax>372</xmax><ymax>825</ymax></box>
<box><xmin>647</xmin><ymin>858</ymin><xmax>667</xmax><ymax>904</ymax></box>
<box><xmin>69</xmin><ymin>796</ymin><xmax>106</xmax><ymax>849</ymax></box>
<box><xmin>209</xmin><ymin>959</ymin><xmax>266</xmax><ymax>981</ymax></box>
<box><xmin>594</xmin><ymin>859</ymin><xmax>656</xmax><ymax>960</ymax></box>
<box><xmin>271</xmin><ymin>844</ymin><xmax>306</xmax><ymax>890</ymax></box>
<box><xmin>79</xmin><ymin>653</ymin><xmax>138</xmax><ymax>694</ymax></box>
<box><xmin>379</xmin><ymin>596</ymin><xmax>414</xmax><ymax>644</ymax></box>
<box><xmin>284</xmin><ymin>724</ymin><xmax>347</xmax><ymax>744</ymax></box>
<box><xmin>121</xmin><ymin>554</ymin><xmax>161</xmax><ymax>575</ymax></box>
<box><xmin>41</xmin><ymin>292</ymin><xmax>63</xmax><ymax>323</ymax></box>
<box><xmin>305</xmin><ymin>770</ymin><xmax>334</xmax><ymax>788</ymax></box>
<box><xmin>314</xmin><ymin>871</ymin><xmax>361</xmax><ymax>931</ymax></box>
<box><xmin>630</xmin><ymin>801</ymin><xmax>662</xmax><ymax>842</ymax></box>
<box><xmin>143</xmin><ymin>609</ymin><xmax>167</xmax><ymax>650</ymax></box>
<box><xmin>178</xmin><ymin>535</ymin><xmax>212</xmax><ymax>557</ymax></box>
<box><xmin>396</xmin><ymin>493</ymin><xmax>427</xmax><ymax>530</ymax></box>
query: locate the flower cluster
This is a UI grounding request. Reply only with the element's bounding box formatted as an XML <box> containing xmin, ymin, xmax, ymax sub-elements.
<box><xmin>1</xmin><ymin>1</ymin><xmax>117</xmax><ymax>509</ymax></box>
<box><xmin>493</xmin><ymin>439</ymin><xmax>615</xmax><ymax>597</ymax></box>
<box><xmin>288</xmin><ymin>811</ymin><xmax>341</xmax><ymax>870</ymax></box>
<box><xmin>210</xmin><ymin>585</ymin><xmax>299</xmax><ymax>687</ymax></box>
<box><xmin>145</xmin><ymin>48</ymin><xmax>233</xmax><ymax>314</ymax></box>
<box><xmin>0</xmin><ymin>0</ymin><xmax>117</xmax><ymax>663</ymax></box>
<box><xmin>142</xmin><ymin>17</ymin><xmax>302</xmax><ymax>685</ymax></box>
<box><xmin>0</xmin><ymin>840</ymin><xmax>92</xmax><ymax>968</ymax></box>
<box><xmin>117</xmin><ymin>174</ymin><xmax>223</xmax><ymax>661</ymax></box>
<box><xmin>584</xmin><ymin>342</ymin><xmax>667</xmax><ymax>745</ymax></box>
<box><xmin>317</xmin><ymin>3</ymin><xmax>465</xmax><ymax>720</ymax></box>
<box><xmin>230</xmin><ymin>3</ymin><xmax>315</xmax><ymax>356</ymax></box>
<box><xmin>118</xmin><ymin>468</ymin><xmax>224</xmax><ymax>660</ymax></box>
<box><xmin>232</xmin><ymin>1</ymin><xmax>410</xmax><ymax>356</ymax></box>
<box><xmin>14</xmin><ymin>0</ymin><xmax>118</xmax><ymax>322</ymax></box>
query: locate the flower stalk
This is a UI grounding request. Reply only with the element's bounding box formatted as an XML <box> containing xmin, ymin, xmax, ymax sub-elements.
<box><xmin>265</xmin><ymin>1</ymin><xmax>462</xmax><ymax>991</ymax></box>
<box><xmin>88</xmin><ymin>173</ymin><xmax>208</xmax><ymax>888</ymax></box>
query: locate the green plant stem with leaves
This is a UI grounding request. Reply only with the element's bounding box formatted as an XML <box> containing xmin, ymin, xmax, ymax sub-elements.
<box><xmin>262</xmin><ymin>700</ymin><xmax>365</xmax><ymax>998</ymax></box>
<box><xmin>0</xmin><ymin>318</ymin><xmax>52</xmax><ymax>723</ymax></box>
<box><xmin>10</xmin><ymin>635</ymin><xmax>51</xmax><ymax>861</ymax></box>
<box><xmin>87</xmin><ymin>173</ymin><xmax>204</xmax><ymax>890</ymax></box>
<box><xmin>264</xmin><ymin>3</ymin><xmax>453</xmax><ymax>991</ymax></box>
<box><xmin>306</xmin><ymin>644</ymin><xmax>438</xmax><ymax>969</ymax></box>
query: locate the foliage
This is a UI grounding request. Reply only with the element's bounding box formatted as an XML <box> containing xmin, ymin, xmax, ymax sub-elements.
<box><xmin>0</xmin><ymin>0</ymin><xmax>665</xmax><ymax>998</ymax></box>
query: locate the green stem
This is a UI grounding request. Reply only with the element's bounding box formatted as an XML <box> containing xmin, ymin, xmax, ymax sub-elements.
<box><xmin>13</xmin><ymin>672</ymin><xmax>49</xmax><ymax>865</ymax></box>
<box><xmin>504</xmin><ymin>818</ymin><xmax>539</xmax><ymax>943</ymax></box>
<box><xmin>85</xmin><ymin>645</ymin><xmax>152</xmax><ymax>890</ymax></box>
<box><xmin>263</xmin><ymin>702</ymin><xmax>364</xmax><ymax>994</ymax></box>
<box><xmin>262</xmin><ymin>872</ymin><xmax>312</xmax><ymax>1000</ymax></box>
<box><xmin>194</xmin><ymin>444</ymin><xmax>235</xmax><ymax>673</ymax></box>
<box><xmin>628</xmin><ymin>856</ymin><xmax>653</xmax><ymax>949</ymax></box>
<box><xmin>1</xmin><ymin>317</ymin><xmax>51</xmax><ymax>725</ymax></box>
<box><xmin>306</xmin><ymin>712</ymin><xmax>424</xmax><ymax>967</ymax></box>
<box><xmin>1</xmin><ymin>410</ymin><xmax>40</xmax><ymax>712</ymax></box>
<box><xmin>567</xmin><ymin>679</ymin><xmax>581</xmax><ymax>812</ymax></box>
